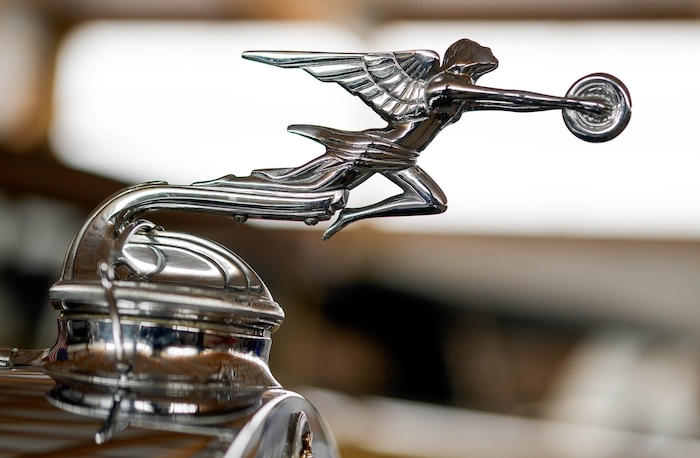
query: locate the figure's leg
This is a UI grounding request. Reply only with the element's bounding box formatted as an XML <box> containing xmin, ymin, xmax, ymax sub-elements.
<box><xmin>322</xmin><ymin>166</ymin><xmax>447</xmax><ymax>239</ymax></box>
<box><xmin>251</xmin><ymin>155</ymin><xmax>332</xmax><ymax>180</ymax></box>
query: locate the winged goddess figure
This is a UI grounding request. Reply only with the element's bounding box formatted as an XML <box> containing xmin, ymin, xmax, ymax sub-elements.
<box><xmin>200</xmin><ymin>38</ymin><xmax>630</xmax><ymax>239</ymax></box>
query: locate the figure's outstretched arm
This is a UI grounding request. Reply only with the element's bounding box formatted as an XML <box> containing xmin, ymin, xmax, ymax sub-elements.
<box><xmin>426</xmin><ymin>73</ymin><xmax>607</xmax><ymax>115</ymax></box>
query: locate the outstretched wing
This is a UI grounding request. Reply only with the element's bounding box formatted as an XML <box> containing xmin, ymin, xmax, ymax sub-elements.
<box><xmin>242</xmin><ymin>49</ymin><xmax>441</xmax><ymax>123</ymax></box>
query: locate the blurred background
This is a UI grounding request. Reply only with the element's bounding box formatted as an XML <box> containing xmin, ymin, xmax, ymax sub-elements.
<box><xmin>1</xmin><ymin>1</ymin><xmax>700</xmax><ymax>457</ymax></box>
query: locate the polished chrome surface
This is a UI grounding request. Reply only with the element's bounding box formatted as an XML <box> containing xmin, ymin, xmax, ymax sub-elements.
<box><xmin>197</xmin><ymin>38</ymin><xmax>631</xmax><ymax>239</ymax></box>
<box><xmin>0</xmin><ymin>370</ymin><xmax>337</xmax><ymax>457</ymax></box>
<box><xmin>563</xmin><ymin>73</ymin><xmax>632</xmax><ymax>143</ymax></box>
<box><xmin>0</xmin><ymin>37</ymin><xmax>630</xmax><ymax>455</ymax></box>
<box><xmin>44</xmin><ymin>205</ymin><xmax>285</xmax><ymax>400</ymax></box>
<box><xmin>0</xmin><ymin>138</ymin><xmax>348</xmax><ymax>452</ymax></box>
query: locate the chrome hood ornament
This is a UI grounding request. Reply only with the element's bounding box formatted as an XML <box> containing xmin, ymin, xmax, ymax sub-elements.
<box><xmin>199</xmin><ymin>38</ymin><xmax>630</xmax><ymax>239</ymax></box>
<box><xmin>0</xmin><ymin>38</ymin><xmax>630</xmax><ymax>455</ymax></box>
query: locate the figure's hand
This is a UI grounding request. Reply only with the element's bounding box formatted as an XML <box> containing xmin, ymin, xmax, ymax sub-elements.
<box><xmin>572</xmin><ymin>98</ymin><xmax>610</xmax><ymax>115</ymax></box>
<box><xmin>563</xmin><ymin>73</ymin><xmax>631</xmax><ymax>143</ymax></box>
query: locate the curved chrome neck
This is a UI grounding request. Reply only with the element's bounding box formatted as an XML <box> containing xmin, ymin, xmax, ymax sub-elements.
<box><xmin>60</xmin><ymin>181</ymin><xmax>345</xmax><ymax>282</ymax></box>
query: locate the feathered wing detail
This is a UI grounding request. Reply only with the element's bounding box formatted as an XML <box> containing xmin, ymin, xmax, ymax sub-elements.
<box><xmin>243</xmin><ymin>49</ymin><xmax>441</xmax><ymax>123</ymax></box>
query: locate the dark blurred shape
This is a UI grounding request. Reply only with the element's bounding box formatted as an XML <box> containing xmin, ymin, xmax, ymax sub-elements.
<box><xmin>321</xmin><ymin>282</ymin><xmax>453</xmax><ymax>405</ymax></box>
<box><xmin>319</xmin><ymin>282</ymin><xmax>583</xmax><ymax>413</ymax></box>
<box><xmin>0</xmin><ymin>267</ymin><xmax>54</xmax><ymax>348</ymax></box>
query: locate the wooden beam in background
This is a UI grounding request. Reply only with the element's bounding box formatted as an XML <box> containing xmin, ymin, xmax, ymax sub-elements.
<box><xmin>0</xmin><ymin>151</ymin><xmax>126</xmax><ymax>208</ymax></box>
<box><xmin>33</xmin><ymin>0</ymin><xmax>700</xmax><ymax>21</ymax></box>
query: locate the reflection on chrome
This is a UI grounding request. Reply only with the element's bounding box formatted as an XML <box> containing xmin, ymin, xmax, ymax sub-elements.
<box><xmin>0</xmin><ymin>37</ymin><xmax>630</xmax><ymax>457</ymax></box>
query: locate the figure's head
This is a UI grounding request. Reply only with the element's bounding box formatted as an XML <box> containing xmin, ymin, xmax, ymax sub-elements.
<box><xmin>442</xmin><ymin>39</ymin><xmax>498</xmax><ymax>83</ymax></box>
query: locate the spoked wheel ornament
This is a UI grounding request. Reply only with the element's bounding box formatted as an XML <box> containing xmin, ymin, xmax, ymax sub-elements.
<box><xmin>563</xmin><ymin>73</ymin><xmax>632</xmax><ymax>143</ymax></box>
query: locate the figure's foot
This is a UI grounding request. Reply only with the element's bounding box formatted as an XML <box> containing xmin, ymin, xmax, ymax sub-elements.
<box><xmin>322</xmin><ymin>209</ymin><xmax>357</xmax><ymax>240</ymax></box>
